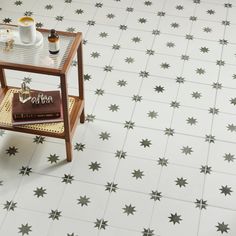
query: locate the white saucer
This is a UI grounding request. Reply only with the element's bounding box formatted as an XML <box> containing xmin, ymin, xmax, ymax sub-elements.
<box><xmin>0</xmin><ymin>28</ymin><xmax>43</xmax><ymax>47</ymax></box>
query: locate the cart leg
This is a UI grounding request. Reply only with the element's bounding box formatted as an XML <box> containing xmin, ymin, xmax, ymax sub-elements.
<box><xmin>0</xmin><ymin>67</ymin><xmax>6</xmax><ymax>88</ymax></box>
<box><xmin>80</xmin><ymin>108</ymin><xmax>85</xmax><ymax>123</ymax></box>
<box><xmin>65</xmin><ymin>140</ymin><xmax>72</xmax><ymax>162</ymax></box>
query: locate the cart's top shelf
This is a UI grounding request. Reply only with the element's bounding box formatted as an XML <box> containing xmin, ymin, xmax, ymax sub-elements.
<box><xmin>0</xmin><ymin>24</ymin><xmax>82</xmax><ymax>75</ymax></box>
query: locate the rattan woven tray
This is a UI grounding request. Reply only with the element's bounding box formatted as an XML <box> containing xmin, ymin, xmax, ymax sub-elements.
<box><xmin>0</xmin><ymin>88</ymin><xmax>74</xmax><ymax>134</ymax></box>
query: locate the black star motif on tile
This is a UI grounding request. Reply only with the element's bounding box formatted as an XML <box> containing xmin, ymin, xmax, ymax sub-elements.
<box><xmin>132</xmin><ymin>169</ymin><xmax>144</xmax><ymax>179</ymax></box>
<box><xmin>103</xmin><ymin>65</ymin><xmax>113</xmax><ymax>72</ymax></box>
<box><xmin>3</xmin><ymin>18</ymin><xmax>12</xmax><ymax>24</ymax></box>
<box><xmin>87</xmin><ymin>20</ymin><xmax>96</xmax><ymax>26</ymax></box>
<box><xmin>152</xmin><ymin>29</ymin><xmax>160</xmax><ymax>35</ymax></box>
<box><xmin>123</xmin><ymin>204</ymin><xmax>136</xmax><ymax>215</ymax></box>
<box><xmin>181</xmin><ymin>55</ymin><xmax>189</xmax><ymax>60</ymax></box>
<box><xmin>125</xmin><ymin>57</ymin><xmax>135</xmax><ymax>64</ymax></box>
<box><xmin>45</xmin><ymin>4</ymin><xmax>53</xmax><ymax>10</ymax></box>
<box><xmin>150</xmin><ymin>190</ymin><xmax>162</xmax><ymax>201</ymax></box>
<box><xmin>189</xmin><ymin>16</ymin><xmax>197</xmax><ymax>21</ymax></box>
<box><xmin>108</xmin><ymin>104</ymin><xmax>119</xmax><ymax>112</ymax></box>
<box><xmin>115</xmin><ymin>150</ymin><xmax>127</xmax><ymax>159</ymax></box>
<box><xmin>75</xmin><ymin>9</ymin><xmax>84</xmax><ymax>14</ymax></box>
<box><xmin>195</xmin><ymin>199</ymin><xmax>208</xmax><ymax>210</ymax></box>
<box><xmin>142</xmin><ymin>228</ymin><xmax>155</xmax><ymax>236</ymax></box>
<box><xmin>91</xmin><ymin>52</ymin><xmax>100</xmax><ymax>58</ymax></box>
<box><xmin>105</xmin><ymin>182</ymin><xmax>118</xmax><ymax>192</ymax></box>
<box><xmin>203</xmin><ymin>27</ymin><xmax>212</xmax><ymax>33</ymax></box>
<box><xmin>74</xmin><ymin>143</ymin><xmax>86</xmax><ymax>151</ymax></box>
<box><xmin>148</xmin><ymin>110</ymin><xmax>158</xmax><ymax>119</ymax></box>
<box><xmin>164</xmin><ymin>128</ymin><xmax>175</xmax><ymax>136</ymax></box>
<box><xmin>209</xmin><ymin>107</ymin><xmax>219</xmax><ymax>115</ymax></box>
<box><xmin>192</xmin><ymin>91</ymin><xmax>202</xmax><ymax>99</ymax></box>
<box><xmin>138</xmin><ymin>18</ymin><xmax>147</xmax><ymax>24</ymax></box>
<box><xmin>95</xmin><ymin>2</ymin><xmax>103</xmax><ymax>8</ymax></box>
<box><xmin>94</xmin><ymin>219</ymin><xmax>108</xmax><ymax>230</ymax></box>
<box><xmin>77</xmin><ymin>195</ymin><xmax>90</xmax><ymax>206</ymax></box>
<box><xmin>24</xmin><ymin>11</ymin><xmax>33</xmax><ymax>16</ymax></box>
<box><xmin>132</xmin><ymin>36</ymin><xmax>141</xmax><ymax>43</ymax></box>
<box><xmin>200</xmin><ymin>47</ymin><xmax>209</xmax><ymax>53</ymax></box>
<box><xmin>157</xmin><ymin>11</ymin><xmax>165</xmax><ymax>16</ymax></box>
<box><xmin>216</xmin><ymin>60</ymin><xmax>225</xmax><ymax>66</ymax></box>
<box><xmin>176</xmin><ymin>5</ymin><xmax>184</xmax><ymax>10</ymax></box>
<box><xmin>168</xmin><ymin>213</ymin><xmax>182</xmax><ymax>224</ymax></box>
<box><xmin>119</xmin><ymin>24</ymin><xmax>127</xmax><ymax>30</ymax></box>
<box><xmin>212</xmin><ymin>82</ymin><xmax>222</xmax><ymax>89</ymax></box>
<box><xmin>186</xmin><ymin>34</ymin><xmax>193</xmax><ymax>40</ymax></box>
<box><xmin>196</xmin><ymin>68</ymin><xmax>205</xmax><ymax>75</ymax></box>
<box><xmin>157</xmin><ymin>158</ymin><xmax>168</xmax><ymax>166</ymax></box>
<box><xmin>34</xmin><ymin>187</ymin><xmax>47</xmax><ymax>198</ymax></box>
<box><xmin>166</xmin><ymin>42</ymin><xmax>175</xmax><ymax>48</ymax></box>
<box><xmin>5</xmin><ymin>146</ymin><xmax>18</xmax><ymax>156</ymax></box>
<box><xmin>176</xmin><ymin>76</ymin><xmax>185</xmax><ymax>83</ymax></box>
<box><xmin>160</xmin><ymin>62</ymin><xmax>170</xmax><ymax>69</ymax></box>
<box><xmin>171</xmin><ymin>22</ymin><xmax>179</xmax><ymax>28</ymax></box>
<box><xmin>89</xmin><ymin>161</ymin><xmax>101</xmax><ymax>171</ymax></box>
<box><xmin>219</xmin><ymin>39</ymin><xmax>228</xmax><ymax>45</ymax></box>
<box><xmin>107</xmin><ymin>13</ymin><xmax>115</xmax><ymax>19</ymax></box>
<box><xmin>132</xmin><ymin>95</ymin><xmax>142</xmax><ymax>102</ymax></box>
<box><xmin>47</xmin><ymin>154</ymin><xmax>60</xmax><ymax>164</ymax></box>
<box><xmin>117</xmin><ymin>80</ymin><xmax>127</xmax><ymax>87</ymax></box>
<box><xmin>216</xmin><ymin>222</ymin><xmax>230</xmax><ymax>234</ymax></box>
<box><xmin>170</xmin><ymin>101</ymin><xmax>180</xmax><ymax>108</ymax></box>
<box><xmin>3</xmin><ymin>200</ymin><xmax>17</xmax><ymax>211</ymax></box>
<box><xmin>86</xmin><ymin>114</ymin><xmax>95</xmax><ymax>122</ymax></box>
<box><xmin>124</xmin><ymin>121</ymin><xmax>135</xmax><ymax>129</ymax></box>
<box><xmin>62</xmin><ymin>174</ymin><xmax>74</xmax><ymax>184</ymax></box>
<box><xmin>146</xmin><ymin>49</ymin><xmax>155</xmax><ymax>55</ymax></box>
<box><xmin>181</xmin><ymin>146</ymin><xmax>193</xmax><ymax>155</ymax></box>
<box><xmin>227</xmin><ymin>124</ymin><xmax>236</xmax><ymax>132</ymax></box>
<box><xmin>205</xmin><ymin>134</ymin><xmax>215</xmax><ymax>143</ymax></box>
<box><xmin>139</xmin><ymin>71</ymin><xmax>149</xmax><ymax>78</ymax></box>
<box><xmin>126</xmin><ymin>7</ymin><xmax>134</xmax><ymax>12</ymax></box>
<box><xmin>112</xmin><ymin>44</ymin><xmax>120</xmax><ymax>50</ymax></box>
<box><xmin>175</xmin><ymin>177</ymin><xmax>188</xmax><ymax>187</ymax></box>
<box><xmin>144</xmin><ymin>1</ymin><xmax>152</xmax><ymax>6</ymax></box>
<box><xmin>200</xmin><ymin>165</ymin><xmax>212</xmax><ymax>174</ymax></box>
<box><xmin>14</xmin><ymin>0</ymin><xmax>23</xmax><ymax>6</ymax></box>
<box><xmin>0</xmin><ymin>180</ymin><xmax>3</xmax><ymax>186</ymax></box>
<box><xmin>207</xmin><ymin>9</ymin><xmax>215</xmax><ymax>15</ymax></box>
<box><xmin>33</xmin><ymin>136</ymin><xmax>45</xmax><ymax>144</ymax></box>
<box><xmin>224</xmin><ymin>3</ymin><xmax>232</xmax><ymax>8</ymax></box>
<box><xmin>154</xmin><ymin>85</ymin><xmax>165</xmax><ymax>93</ymax></box>
<box><xmin>140</xmin><ymin>139</ymin><xmax>152</xmax><ymax>148</ymax></box>
<box><xmin>220</xmin><ymin>185</ymin><xmax>233</xmax><ymax>196</ymax></box>
<box><xmin>55</xmin><ymin>16</ymin><xmax>64</xmax><ymax>21</ymax></box>
<box><xmin>223</xmin><ymin>153</ymin><xmax>235</xmax><ymax>162</ymax></box>
<box><xmin>186</xmin><ymin>117</ymin><xmax>197</xmax><ymax>125</ymax></box>
<box><xmin>230</xmin><ymin>97</ymin><xmax>236</xmax><ymax>105</ymax></box>
<box><xmin>99</xmin><ymin>131</ymin><xmax>111</xmax><ymax>140</ymax></box>
<box><xmin>19</xmin><ymin>166</ymin><xmax>32</xmax><ymax>176</ymax></box>
<box><xmin>18</xmin><ymin>223</ymin><xmax>32</xmax><ymax>235</ymax></box>
<box><xmin>49</xmin><ymin>209</ymin><xmax>62</xmax><ymax>220</ymax></box>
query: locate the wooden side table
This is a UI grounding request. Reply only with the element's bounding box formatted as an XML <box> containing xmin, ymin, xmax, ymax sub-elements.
<box><xmin>0</xmin><ymin>24</ymin><xmax>85</xmax><ymax>162</ymax></box>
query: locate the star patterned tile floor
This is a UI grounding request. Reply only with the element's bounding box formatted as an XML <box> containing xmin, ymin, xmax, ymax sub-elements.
<box><xmin>0</xmin><ymin>0</ymin><xmax>236</xmax><ymax>235</ymax></box>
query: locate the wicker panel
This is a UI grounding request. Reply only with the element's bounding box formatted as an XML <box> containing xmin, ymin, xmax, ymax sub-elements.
<box><xmin>0</xmin><ymin>89</ymin><xmax>74</xmax><ymax>134</ymax></box>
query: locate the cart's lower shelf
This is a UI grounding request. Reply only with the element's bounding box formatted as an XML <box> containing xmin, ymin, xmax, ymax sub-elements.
<box><xmin>0</xmin><ymin>87</ymin><xmax>84</xmax><ymax>138</ymax></box>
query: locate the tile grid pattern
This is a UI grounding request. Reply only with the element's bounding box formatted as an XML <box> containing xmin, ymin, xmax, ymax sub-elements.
<box><xmin>0</xmin><ymin>0</ymin><xmax>236</xmax><ymax>235</ymax></box>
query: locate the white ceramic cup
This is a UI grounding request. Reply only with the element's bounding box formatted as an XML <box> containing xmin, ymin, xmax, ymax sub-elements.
<box><xmin>18</xmin><ymin>16</ymin><xmax>36</xmax><ymax>44</ymax></box>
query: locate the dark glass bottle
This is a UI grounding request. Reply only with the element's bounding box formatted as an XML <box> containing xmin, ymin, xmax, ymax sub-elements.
<box><xmin>48</xmin><ymin>29</ymin><xmax>60</xmax><ymax>54</ymax></box>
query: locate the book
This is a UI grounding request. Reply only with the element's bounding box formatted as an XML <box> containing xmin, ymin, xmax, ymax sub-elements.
<box><xmin>12</xmin><ymin>90</ymin><xmax>61</xmax><ymax>120</ymax></box>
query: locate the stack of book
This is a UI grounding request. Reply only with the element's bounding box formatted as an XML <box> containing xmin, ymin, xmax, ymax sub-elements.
<box><xmin>12</xmin><ymin>90</ymin><xmax>62</xmax><ymax>126</ymax></box>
